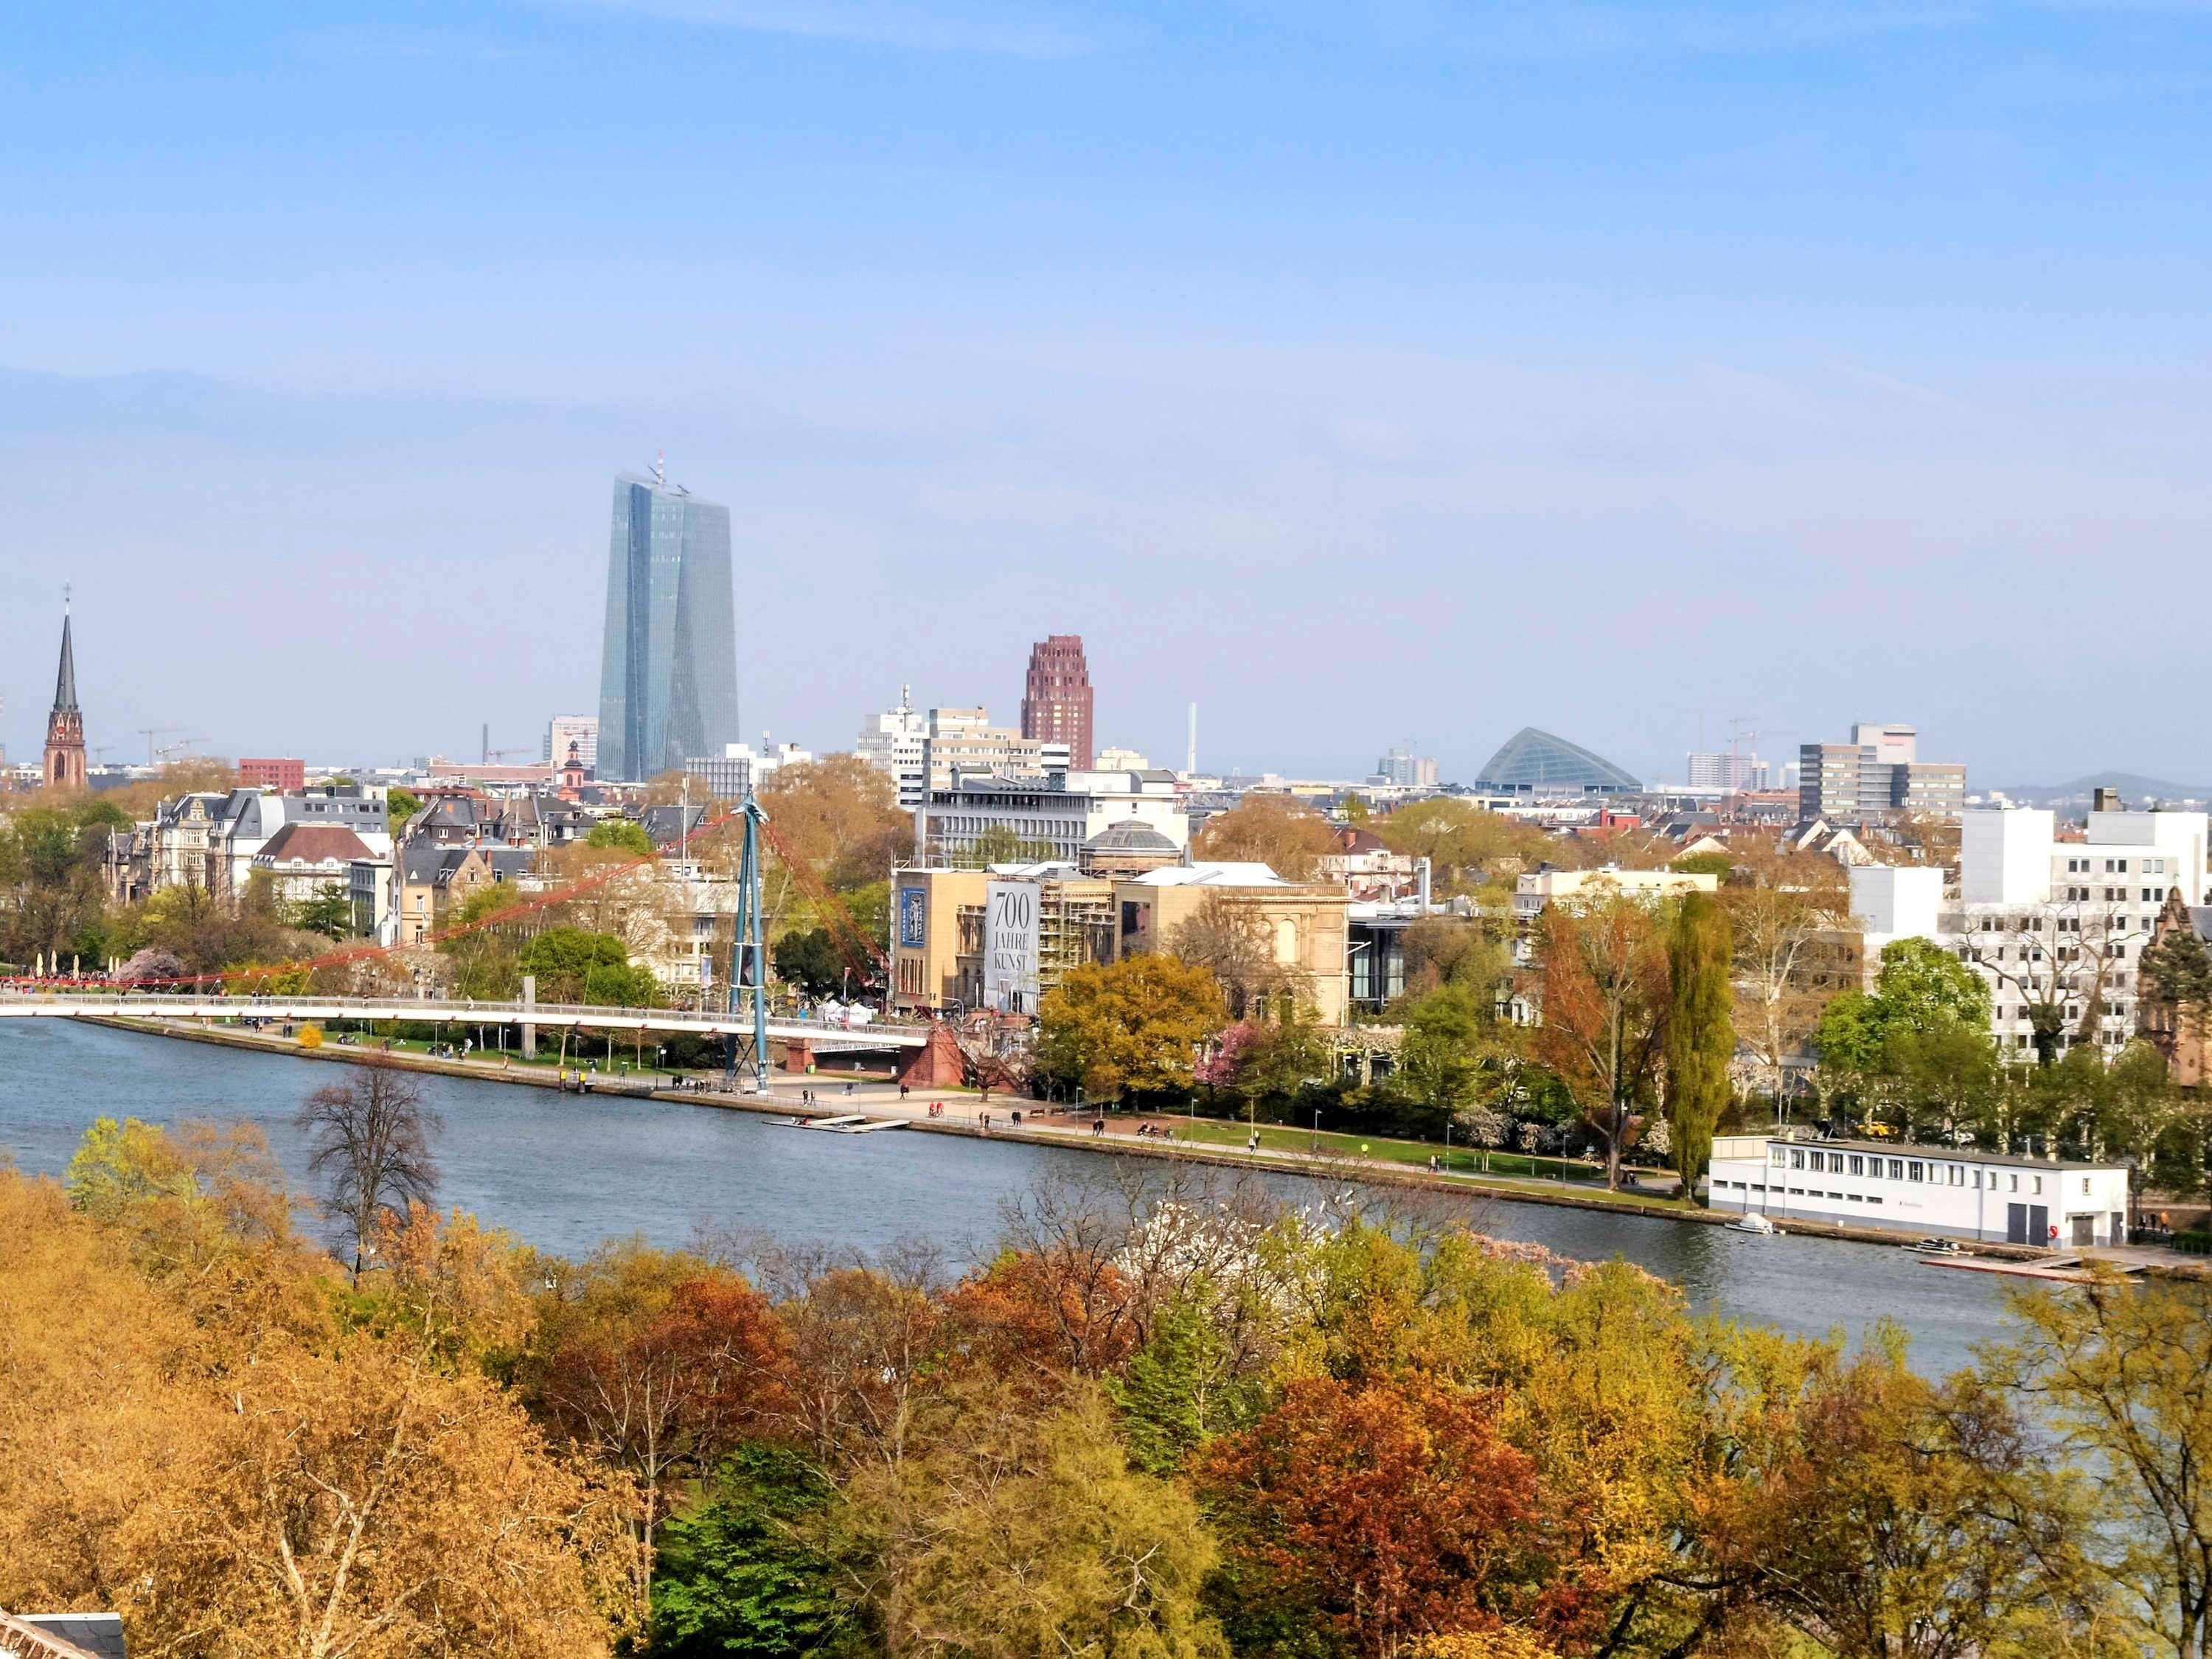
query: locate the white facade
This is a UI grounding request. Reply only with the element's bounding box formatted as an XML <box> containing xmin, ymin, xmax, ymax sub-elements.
<box><xmin>1512</xmin><ymin>865</ymin><xmax>1718</xmax><ymax>925</ymax></box>
<box><xmin>1851</xmin><ymin>806</ymin><xmax>2211</xmax><ymax>1061</ymax></box>
<box><xmin>1848</xmin><ymin>863</ymin><xmax>1944</xmax><ymax>940</ymax></box>
<box><xmin>855</xmin><ymin>687</ymin><xmax>930</xmax><ymax>808</ymax></box>
<box><xmin>544</xmin><ymin>714</ymin><xmax>599</xmax><ymax>770</ymax></box>
<box><xmin>1686</xmin><ymin>751</ymin><xmax>1770</xmax><ymax>790</ymax></box>
<box><xmin>1707</xmin><ymin>1133</ymin><xmax>2131</xmax><ymax>1245</ymax></box>
<box><xmin>917</xmin><ymin>770</ymin><xmax>1189</xmax><ymax>865</ymax></box>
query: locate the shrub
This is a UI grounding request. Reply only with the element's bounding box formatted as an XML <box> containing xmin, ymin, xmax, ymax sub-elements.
<box><xmin>297</xmin><ymin>1023</ymin><xmax>324</xmax><ymax>1050</ymax></box>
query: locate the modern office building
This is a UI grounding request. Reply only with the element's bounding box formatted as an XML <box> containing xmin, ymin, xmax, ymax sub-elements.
<box><xmin>1020</xmin><ymin>635</ymin><xmax>1094</xmax><ymax>770</ymax></box>
<box><xmin>685</xmin><ymin>739</ymin><xmax>813</xmax><ymax>801</ymax></box>
<box><xmin>238</xmin><ymin>757</ymin><xmax>306</xmax><ymax>791</ymax></box>
<box><xmin>915</xmin><ymin>768</ymin><xmax>1188</xmax><ymax>866</ymax></box>
<box><xmin>855</xmin><ymin>688</ymin><xmax>931</xmax><ymax>807</ymax></box>
<box><xmin>1798</xmin><ymin>723</ymin><xmax>1965</xmax><ymax>824</ymax></box>
<box><xmin>1686</xmin><ymin>751</ymin><xmax>1770</xmax><ymax>791</ymax></box>
<box><xmin>543</xmin><ymin>714</ymin><xmax>599</xmax><ymax>772</ymax></box>
<box><xmin>1374</xmin><ymin>747</ymin><xmax>1439</xmax><ymax>788</ymax></box>
<box><xmin>1473</xmin><ymin>727</ymin><xmax>1640</xmax><ymax>796</ymax></box>
<box><xmin>597</xmin><ymin>471</ymin><xmax>740</xmax><ymax>781</ymax></box>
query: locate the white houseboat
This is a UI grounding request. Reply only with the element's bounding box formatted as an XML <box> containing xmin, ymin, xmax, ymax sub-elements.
<box><xmin>1705</xmin><ymin>1133</ymin><xmax>2131</xmax><ymax>1247</ymax></box>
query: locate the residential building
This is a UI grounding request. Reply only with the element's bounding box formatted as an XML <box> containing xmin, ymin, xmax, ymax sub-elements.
<box><xmin>251</xmin><ymin>822</ymin><xmax>384</xmax><ymax>914</ymax></box>
<box><xmin>855</xmin><ymin>687</ymin><xmax>930</xmax><ymax>807</ymax></box>
<box><xmin>1474</xmin><ymin>728</ymin><xmax>1641</xmax><ymax>796</ymax></box>
<box><xmin>543</xmin><ymin>715</ymin><xmax>599</xmax><ymax>772</ymax></box>
<box><xmin>1798</xmin><ymin>723</ymin><xmax>1966</xmax><ymax>824</ymax></box>
<box><xmin>120</xmin><ymin>785</ymin><xmax>392</xmax><ymax>902</ymax></box>
<box><xmin>1093</xmin><ymin>745</ymin><xmax>1152</xmax><ymax>772</ymax></box>
<box><xmin>1686</xmin><ymin>751</ymin><xmax>1770</xmax><ymax>791</ymax></box>
<box><xmin>2140</xmin><ymin>891</ymin><xmax>2212</xmax><ymax>1085</ymax></box>
<box><xmin>686</xmin><ymin>740</ymin><xmax>813</xmax><ymax>801</ymax></box>
<box><xmin>1706</xmin><ymin>1133</ymin><xmax>2131</xmax><ymax>1245</ymax></box>
<box><xmin>1848</xmin><ymin>800</ymin><xmax>2210</xmax><ymax>1061</ymax></box>
<box><xmin>42</xmin><ymin>600</ymin><xmax>86</xmax><ymax>792</ymax></box>
<box><xmin>916</xmin><ymin>768</ymin><xmax>1187</xmax><ymax>866</ymax></box>
<box><xmin>1317</xmin><ymin>826</ymin><xmax>1420</xmax><ymax>902</ymax></box>
<box><xmin>1020</xmin><ymin>634</ymin><xmax>1094</xmax><ymax>770</ymax></box>
<box><xmin>237</xmin><ymin>757</ymin><xmax>305</xmax><ymax>790</ymax></box>
<box><xmin>1511</xmin><ymin>865</ymin><xmax>1719</xmax><ymax>927</ymax></box>
<box><xmin>597</xmin><ymin>469</ymin><xmax>740</xmax><ymax>780</ymax></box>
<box><xmin>392</xmin><ymin>841</ymin><xmax>535</xmax><ymax>946</ymax></box>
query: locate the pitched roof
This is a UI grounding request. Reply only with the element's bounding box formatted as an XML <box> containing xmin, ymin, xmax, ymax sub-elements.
<box><xmin>51</xmin><ymin>609</ymin><xmax>78</xmax><ymax>714</ymax></box>
<box><xmin>256</xmin><ymin>824</ymin><xmax>376</xmax><ymax>866</ymax></box>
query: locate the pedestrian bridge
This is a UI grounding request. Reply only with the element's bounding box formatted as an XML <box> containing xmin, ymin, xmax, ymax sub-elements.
<box><xmin>0</xmin><ymin>991</ymin><xmax>931</xmax><ymax>1050</ymax></box>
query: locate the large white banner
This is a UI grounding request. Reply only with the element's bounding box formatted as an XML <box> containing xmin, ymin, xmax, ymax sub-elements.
<box><xmin>982</xmin><ymin>880</ymin><xmax>1042</xmax><ymax>1015</ymax></box>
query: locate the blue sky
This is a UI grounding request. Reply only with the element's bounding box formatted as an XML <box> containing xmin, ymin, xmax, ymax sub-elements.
<box><xmin>3</xmin><ymin>1</ymin><xmax>2209</xmax><ymax>787</ymax></box>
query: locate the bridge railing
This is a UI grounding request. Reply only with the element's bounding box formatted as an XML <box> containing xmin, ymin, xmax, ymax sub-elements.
<box><xmin>0</xmin><ymin>988</ymin><xmax>935</xmax><ymax>1039</ymax></box>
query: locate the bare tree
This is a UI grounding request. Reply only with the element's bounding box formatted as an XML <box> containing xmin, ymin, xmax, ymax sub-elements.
<box><xmin>1963</xmin><ymin>889</ymin><xmax>2147</xmax><ymax>1066</ymax></box>
<box><xmin>295</xmin><ymin>1061</ymin><xmax>442</xmax><ymax>1282</ymax></box>
<box><xmin>1723</xmin><ymin>846</ymin><xmax>1850</xmax><ymax>1109</ymax></box>
<box><xmin>1164</xmin><ymin>891</ymin><xmax>1284</xmax><ymax>1019</ymax></box>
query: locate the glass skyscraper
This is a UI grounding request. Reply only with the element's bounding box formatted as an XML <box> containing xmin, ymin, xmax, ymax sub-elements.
<box><xmin>597</xmin><ymin>473</ymin><xmax>740</xmax><ymax>782</ymax></box>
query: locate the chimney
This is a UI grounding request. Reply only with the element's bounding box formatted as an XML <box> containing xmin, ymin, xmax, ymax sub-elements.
<box><xmin>2093</xmin><ymin>786</ymin><xmax>2121</xmax><ymax>814</ymax></box>
<box><xmin>1417</xmin><ymin>856</ymin><xmax>1432</xmax><ymax>913</ymax></box>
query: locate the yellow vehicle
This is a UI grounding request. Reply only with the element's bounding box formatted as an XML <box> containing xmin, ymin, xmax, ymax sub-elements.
<box><xmin>1857</xmin><ymin>1120</ymin><xmax>1897</xmax><ymax>1139</ymax></box>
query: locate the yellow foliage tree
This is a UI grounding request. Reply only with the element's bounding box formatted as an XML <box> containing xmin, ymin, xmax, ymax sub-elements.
<box><xmin>1037</xmin><ymin>955</ymin><xmax>1227</xmax><ymax>1102</ymax></box>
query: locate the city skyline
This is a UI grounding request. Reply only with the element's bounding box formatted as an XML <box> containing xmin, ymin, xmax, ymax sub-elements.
<box><xmin>597</xmin><ymin>471</ymin><xmax>741</xmax><ymax>782</ymax></box>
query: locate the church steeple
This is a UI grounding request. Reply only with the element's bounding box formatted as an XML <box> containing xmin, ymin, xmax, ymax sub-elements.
<box><xmin>43</xmin><ymin>594</ymin><xmax>86</xmax><ymax>792</ymax></box>
<box><xmin>53</xmin><ymin>596</ymin><xmax>78</xmax><ymax>714</ymax></box>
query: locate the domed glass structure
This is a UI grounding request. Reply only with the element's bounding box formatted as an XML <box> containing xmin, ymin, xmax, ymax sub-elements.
<box><xmin>1475</xmin><ymin>726</ymin><xmax>1641</xmax><ymax>795</ymax></box>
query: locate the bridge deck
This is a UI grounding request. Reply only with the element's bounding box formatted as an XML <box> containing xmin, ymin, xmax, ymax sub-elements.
<box><xmin>0</xmin><ymin>994</ymin><xmax>929</xmax><ymax>1048</ymax></box>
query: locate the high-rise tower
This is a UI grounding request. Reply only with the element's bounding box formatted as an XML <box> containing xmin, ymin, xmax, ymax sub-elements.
<box><xmin>597</xmin><ymin>470</ymin><xmax>740</xmax><ymax>782</ymax></box>
<box><xmin>1020</xmin><ymin>634</ymin><xmax>1093</xmax><ymax>771</ymax></box>
<box><xmin>42</xmin><ymin>597</ymin><xmax>86</xmax><ymax>792</ymax></box>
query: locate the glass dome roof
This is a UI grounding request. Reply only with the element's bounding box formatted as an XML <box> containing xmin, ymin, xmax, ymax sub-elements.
<box><xmin>1474</xmin><ymin>726</ymin><xmax>1641</xmax><ymax>794</ymax></box>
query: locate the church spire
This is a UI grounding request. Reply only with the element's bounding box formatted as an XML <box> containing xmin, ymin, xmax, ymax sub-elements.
<box><xmin>52</xmin><ymin>591</ymin><xmax>78</xmax><ymax>715</ymax></box>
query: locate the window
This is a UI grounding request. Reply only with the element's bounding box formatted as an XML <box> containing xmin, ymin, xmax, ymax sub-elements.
<box><xmin>2034</xmin><ymin>1175</ymin><xmax>2044</xmax><ymax>1194</ymax></box>
<box><xmin>1950</xmin><ymin>1165</ymin><xmax>1964</xmax><ymax>1186</ymax></box>
<box><xmin>1888</xmin><ymin>1159</ymin><xmax>1905</xmax><ymax>1180</ymax></box>
<box><xmin>1972</xmin><ymin>1168</ymin><xmax>1981</xmax><ymax>1188</ymax></box>
<box><xmin>1849</xmin><ymin>1155</ymin><xmax>1865</xmax><ymax>1175</ymax></box>
<box><xmin>1908</xmin><ymin>1161</ymin><xmax>1924</xmax><ymax>1182</ymax></box>
<box><xmin>2009</xmin><ymin>1172</ymin><xmax>2019</xmax><ymax>1192</ymax></box>
<box><xmin>2082</xmin><ymin>1177</ymin><xmax>2092</xmax><ymax>1194</ymax></box>
<box><xmin>1770</xmin><ymin>1147</ymin><xmax>1787</xmax><ymax>1167</ymax></box>
<box><xmin>1790</xmin><ymin>1150</ymin><xmax>1805</xmax><ymax>1169</ymax></box>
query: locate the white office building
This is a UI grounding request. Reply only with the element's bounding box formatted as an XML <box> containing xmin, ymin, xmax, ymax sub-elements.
<box><xmin>1848</xmin><ymin>800</ymin><xmax>2210</xmax><ymax>1061</ymax></box>
<box><xmin>1686</xmin><ymin>751</ymin><xmax>1770</xmax><ymax>791</ymax></box>
<box><xmin>855</xmin><ymin>687</ymin><xmax>931</xmax><ymax>808</ymax></box>
<box><xmin>1707</xmin><ymin>1133</ymin><xmax>2132</xmax><ymax>1245</ymax></box>
<box><xmin>685</xmin><ymin>740</ymin><xmax>813</xmax><ymax>801</ymax></box>
<box><xmin>917</xmin><ymin>768</ymin><xmax>1188</xmax><ymax>865</ymax></box>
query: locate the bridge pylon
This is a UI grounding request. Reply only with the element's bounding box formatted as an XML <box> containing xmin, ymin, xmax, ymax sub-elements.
<box><xmin>723</xmin><ymin>793</ymin><xmax>771</xmax><ymax>1093</ymax></box>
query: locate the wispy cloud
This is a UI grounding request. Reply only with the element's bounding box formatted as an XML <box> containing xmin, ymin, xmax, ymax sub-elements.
<box><xmin>550</xmin><ymin>0</ymin><xmax>1096</xmax><ymax>57</ymax></box>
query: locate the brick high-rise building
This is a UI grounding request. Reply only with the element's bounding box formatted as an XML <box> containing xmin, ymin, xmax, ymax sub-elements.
<box><xmin>42</xmin><ymin>599</ymin><xmax>86</xmax><ymax>793</ymax></box>
<box><xmin>1020</xmin><ymin>634</ymin><xmax>1093</xmax><ymax>771</ymax></box>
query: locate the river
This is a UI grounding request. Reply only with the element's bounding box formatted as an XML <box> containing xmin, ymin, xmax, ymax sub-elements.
<box><xmin>0</xmin><ymin>1021</ymin><xmax>2017</xmax><ymax>1377</ymax></box>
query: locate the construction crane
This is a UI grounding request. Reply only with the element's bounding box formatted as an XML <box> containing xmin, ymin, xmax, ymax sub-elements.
<box><xmin>483</xmin><ymin>746</ymin><xmax>539</xmax><ymax>762</ymax></box>
<box><xmin>138</xmin><ymin>726</ymin><xmax>179</xmax><ymax>765</ymax></box>
<box><xmin>155</xmin><ymin>737</ymin><xmax>206</xmax><ymax>765</ymax></box>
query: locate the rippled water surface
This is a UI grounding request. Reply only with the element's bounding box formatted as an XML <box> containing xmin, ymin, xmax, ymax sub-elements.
<box><xmin>0</xmin><ymin>1021</ymin><xmax>2014</xmax><ymax>1376</ymax></box>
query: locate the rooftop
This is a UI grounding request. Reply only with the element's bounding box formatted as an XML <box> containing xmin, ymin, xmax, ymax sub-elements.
<box><xmin>1475</xmin><ymin>727</ymin><xmax>1642</xmax><ymax>795</ymax></box>
<box><xmin>1757</xmin><ymin>1134</ymin><xmax>2125</xmax><ymax>1174</ymax></box>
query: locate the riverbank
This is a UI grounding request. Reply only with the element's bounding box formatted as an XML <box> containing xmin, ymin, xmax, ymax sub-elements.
<box><xmin>85</xmin><ymin>1015</ymin><xmax>2204</xmax><ymax>1273</ymax></box>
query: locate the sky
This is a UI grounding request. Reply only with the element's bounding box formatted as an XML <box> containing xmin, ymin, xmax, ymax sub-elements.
<box><xmin>3</xmin><ymin>1</ymin><xmax>2210</xmax><ymax>789</ymax></box>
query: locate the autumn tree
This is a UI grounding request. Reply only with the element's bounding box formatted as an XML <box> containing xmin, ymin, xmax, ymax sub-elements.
<box><xmin>1401</xmin><ymin>914</ymin><xmax>1512</xmax><ymax>1003</ymax></box>
<box><xmin>1376</xmin><ymin>799</ymin><xmax>1552</xmax><ymax>894</ymax></box>
<box><xmin>1166</xmin><ymin>890</ymin><xmax>1284</xmax><ymax>1018</ymax></box>
<box><xmin>760</xmin><ymin>754</ymin><xmax>912</xmax><ymax>893</ymax></box>
<box><xmin>587</xmin><ymin>818</ymin><xmax>657</xmax><ymax>856</ymax></box>
<box><xmin>1664</xmin><ymin>891</ymin><xmax>1734</xmax><ymax>1199</ymax></box>
<box><xmin>1722</xmin><ymin>845</ymin><xmax>1848</xmax><ymax>1109</ymax></box>
<box><xmin>1527</xmin><ymin>891</ymin><xmax>1673</xmax><ymax>1189</ymax></box>
<box><xmin>1192</xmin><ymin>794</ymin><xmax>1338</xmax><ymax>881</ymax></box>
<box><xmin>295</xmin><ymin>1061</ymin><xmax>442</xmax><ymax>1281</ymax></box>
<box><xmin>1197</xmin><ymin>1376</ymin><xmax>1540</xmax><ymax>1658</ymax></box>
<box><xmin>1037</xmin><ymin>954</ymin><xmax>1227</xmax><ymax>1102</ymax></box>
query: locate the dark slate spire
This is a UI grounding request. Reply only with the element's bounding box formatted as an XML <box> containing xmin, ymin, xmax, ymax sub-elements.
<box><xmin>52</xmin><ymin>597</ymin><xmax>78</xmax><ymax>714</ymax></box>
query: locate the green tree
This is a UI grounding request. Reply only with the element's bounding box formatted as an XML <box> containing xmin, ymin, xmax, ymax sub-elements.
<box><xmin>386</xmin><ymin>787</ymin><xmax>422</xmax><ymax>832</ymax></box>
<box><xmin>1870</xmin><ymin>936</ymin><xmax>1992</xmax><ymax>1034</ymax></box>
<box><xmin>772</xmin><ymin>928</ymin><xmax>846</xmax><ymax>996</ymax></box>
<box><xmin>1391</xmin><ymin>983</ymin><xmax>1491</xmax><ymax>1124</ymax></box>
<box><xmin>587</xmin><ymin>819</ymin><xmax>656</xmax><ymax>857</ymax></box>
<box><xmin>1670</xmin><ymin>850</ymin><xmax>1735</xmax><ymax>878</ymax></box>
<box><xmin>1106</xmin><ymin>1294</ymin><xmax>1262</xmax><ymax>1478</ymax></box>
<box><xmin>1037</xmin><ymin>955</ymin><xmax>1227</xmax><ymax>1102</ymax></box>
<box><xmin>64</xmin><ymin>1116</ymin><xmax>198</xmax><ymax>1216</ymax></box>
<box><xmin>652</xmin><ymin>1441</ymin><xmax>865</xmax><ymax>1659</ymax></box>
<box><xmin>1663</xmin><ymin>891</ymin><xmax>1734</xmax><ymax>1199</ymax></box>
<box><xmin>519</xmin><ymin>927</ymin><xmax>630</xmax><ymax>1004</ymax></box>
<box><xmin>291</xmin><ymin>883</ymin><xmax>354</xmax><ymax>940</ymax></box>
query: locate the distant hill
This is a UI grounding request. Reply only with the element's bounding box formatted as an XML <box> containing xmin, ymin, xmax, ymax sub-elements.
<box><xmin>1992</xmin><ymin>772</ymin><xmax>2212</xmax><ymax>806</ymax></box>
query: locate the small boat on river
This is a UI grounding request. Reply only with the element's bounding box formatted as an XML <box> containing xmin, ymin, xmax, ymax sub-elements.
<box><xmin>1909</xmin><ymin>1237</ymin><xmax>1966</xmax><ymax>1256</ymax></box>
<box><xmin>1725</xmin><ymin>1213</ymin><xmax>1780</xmax><ymax>1237</ymax></box>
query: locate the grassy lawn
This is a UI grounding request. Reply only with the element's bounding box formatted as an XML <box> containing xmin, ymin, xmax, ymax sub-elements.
<box><xmin>1141</xmin><ymin>1113</ymin><xmax>1686</xmax><ymax>1206</ymax></box>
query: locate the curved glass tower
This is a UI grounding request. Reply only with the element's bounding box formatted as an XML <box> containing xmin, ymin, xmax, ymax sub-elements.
<box><xmin>597</xmin><ymin>473</ymin><xmax>740</xmax><ymax>782</ymax></box>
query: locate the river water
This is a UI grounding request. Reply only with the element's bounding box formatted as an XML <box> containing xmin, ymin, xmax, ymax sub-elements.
<box><xmin>0</xmin><ymin>1022</ymin><xmax>2016</xmax><ymax>1378</ymax></box>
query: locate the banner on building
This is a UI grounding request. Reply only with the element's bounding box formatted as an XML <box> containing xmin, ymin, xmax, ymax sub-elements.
<box><xmin>983</xmin><ymin>880</ymin><xmax>1042</xmax><ymax>1015</ymax></box>
<box><xmin>898</xmin><ymin>885</ymin><xmax>928</xmax><ymax>948</ymax></box>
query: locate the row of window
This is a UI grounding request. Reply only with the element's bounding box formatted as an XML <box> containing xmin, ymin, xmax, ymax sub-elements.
<box><xmin>2063</xmin><ymin>856</ymin><xmax>2170</xmax><ymax>875</ymax></box>
<box><xmin>1773</xmin><ymin>1145</ymin><xmax>2046</xmax><ymax>1193</ymax></box>
<box><xmin>1721</xmin><ymin>1180</ymin><xmax>1885</xmax><ymax>1205</ymax></box>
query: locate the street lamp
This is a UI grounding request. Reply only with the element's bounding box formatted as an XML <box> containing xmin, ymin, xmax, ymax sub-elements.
<box><xmin>657</xmin><ymin>1043</ymin><xmax>666</xmax><ymax>1082</ymax></box>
